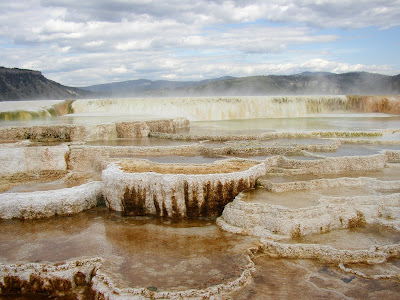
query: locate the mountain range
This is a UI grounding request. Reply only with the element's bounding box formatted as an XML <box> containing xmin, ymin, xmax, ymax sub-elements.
<box><xmin>1</xmin><ymin>66</ymin><xmax>399</xmax><ymax>101</ymax></box>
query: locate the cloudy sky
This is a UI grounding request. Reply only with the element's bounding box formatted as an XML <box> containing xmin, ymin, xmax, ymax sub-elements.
<box><xmin>1</xmin><ymin>0</ymin><xmax>400</xmax><ymax>86</ymax></box>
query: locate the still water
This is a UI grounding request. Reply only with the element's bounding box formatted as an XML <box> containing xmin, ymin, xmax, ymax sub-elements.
<box><xmin>0</xmin><ymin>207</ymin><xmax>256</xmax><ymax>291</ymax></box>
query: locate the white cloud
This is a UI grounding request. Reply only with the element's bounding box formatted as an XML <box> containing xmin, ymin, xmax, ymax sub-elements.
<box><xmin>0</xmin><ymin>0</ymin><xmax>399</xmax><ymax>86</ymax></box>
<box><xmin>43</xmin><ymin>54</ymin><xmax>397</xmax><ymax>86</ymax></box>
<box><xmin>84</xmin><ymin>40</ymin><xmax>105</xmax><ymax>47</ymax></box>
<box><xmin>265</xmin><ymin>59</ymin><xmax>396</xmax><ymax>75</ymax></box>
<box><xmin>37</xmin><ymin>0</ymin><xmax>400</xmax><ymax>29</ymax></box>
<box><xmin>111</xmin><ymin>65</ymin><xmax>128</xmax><ymax>74</ymax></box>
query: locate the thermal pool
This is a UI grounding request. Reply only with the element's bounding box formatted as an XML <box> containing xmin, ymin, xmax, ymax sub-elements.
<box><xmin>0</xmin><ymin>96</ymin><xmax>400</xmax><ymax>299</ymax></box>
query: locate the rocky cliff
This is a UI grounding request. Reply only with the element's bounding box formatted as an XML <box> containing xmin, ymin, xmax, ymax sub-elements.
<box><xmin>0</xmin><ymin>67</ymin><xmax>91</xmax><ymax>101</ymax></box>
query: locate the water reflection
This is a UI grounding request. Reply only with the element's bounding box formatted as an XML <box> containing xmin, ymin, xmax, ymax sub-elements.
<box><xmin>232</xmin><ymin>257</ymin><xmax>400</xmax><ymax>300</ymax></box>
<box><xmin>185</xmin><ymin>115</ymin><xmax>400</xmax><ymax>135</ymax></box>
<box><xmin>0</xmin><ymin>207</ymin><xmax>256</xmax><ymax>291</ymax></box>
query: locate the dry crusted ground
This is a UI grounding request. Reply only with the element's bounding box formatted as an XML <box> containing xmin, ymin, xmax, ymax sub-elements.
<box><xmin>0</xmin><ymin>171</ymin><xmax>100</xmax><ymax>193</ymax></box>
<box><xmin>117</xmin><ymin>159</ymin><xmax>258</xmax><ymax>175</ymax></box>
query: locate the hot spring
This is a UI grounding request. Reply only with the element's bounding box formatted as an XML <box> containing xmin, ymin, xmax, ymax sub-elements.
<box><xmin>0</xmin><ymin>95</ymin><xmax>400</xmax><ymax>299</ymax></box>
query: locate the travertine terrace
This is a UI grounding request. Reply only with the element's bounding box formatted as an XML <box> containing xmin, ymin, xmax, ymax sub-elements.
<box><xmin>103</xmin><ymin>159</ymin><xmax>265</xmax><ymax>218</ymax></box>
<box><xmin>0</xmin><ymin>96</ymin><xmax>400</xmax><ymax>299</ymax></box>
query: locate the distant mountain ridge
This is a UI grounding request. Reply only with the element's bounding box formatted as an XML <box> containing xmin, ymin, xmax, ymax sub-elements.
<box><xmin>0</xmin><ymin>67</ymin><xmax>91</xmax><ymax>101</ymax></box>
<box><xmin>0</xmin><ymin>66</ymin><xmax>399</xmax><ymax>101</ymax></box>
<box><xmin>81</xmin><ymin>76</ymin><xmax>236</xmax><ymax>97</ymax></box>
<box><xmin>83</xmin><ymin>72</ymin><xmax>400</xmax><ymax>97</ymax></box>
<box><xmin>188</xmin><ymin>72</ymin><xmax>400</xmax><ymax>96</ymax></box>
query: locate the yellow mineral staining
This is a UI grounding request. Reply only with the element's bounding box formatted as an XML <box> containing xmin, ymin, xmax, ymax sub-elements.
<box><xmin>117</xmin><ymin>159</ymin><xmax>257</xmax><ymax>175</ymax></box>
<box><xmin>1</xmin><ymin>95</ymin><xmax>400</xmax><ymax>299</ymax></box>
<box><xmin>347</xmin><ymin>211</ymin><xmax>367</xmax><ymax>229</ymax></box>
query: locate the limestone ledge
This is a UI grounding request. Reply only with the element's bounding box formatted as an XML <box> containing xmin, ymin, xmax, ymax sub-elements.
<box><xmin>219</xmin><ymin>178</ymin><xmax>400</xmax><ymax>238</ymax></box>
<box><xmin>0</xmin><ymin>144</ymin><xmax>69</xmax><ymax>177</ymax></box>
<box><xmin>0</xmin><ymin>258</ymin><xmax>102</xmax><ymax>297</ymax></box>
<box><xmin>338</xmin><ymin>261</ymin><xmax>400</xmax><ymax>281</ymax></box>
<box><xmin>260</xmin><ymin>239</ymin><xmax>400</xmax><ymax>265</ymax></box>
<box><xmin>0</xmin><ymin>181</ymin><xmax>103</xmax><ymax>219</ymax></box>
<box><xmin>67</xmin><ymin>141</ymin><xmax>362</xmax><ymax>174</ymax></box>
<box><xmin>338</xmin><ymin>137</ymin><xmax>400</xmax><ymax>145</ymax></box>
<box><xmin>3</xmin><ymin>137</ymin><xmax>394</xmax><ymax>177</ymax></box>
<box><xmin>150</xmin><ymin>130</ymin><xmax>386</xmax><ymax>141</ymax></box>
<box><xmin>68</xmin><ymin>143</ymin><xmax>305</xmax><ymax>173</ymax></box>
<box><xmin>256</xmin><ymin>153</ymin><xmax>391</xmax><ymax>184</ymax></box>
<box><xmin>0</xmin><ymin>171</ymin><xmax>68</xmax><ymax>193</ymax></box>
<box><xmin>68</xmin><ymin>144</ymin><xmax>200</xmax><ymax>172</ymax></box>
<box><xmin>386</xmin><ymin>150</ymin><xmax>400</xmax><ymax>162</ymax></box>
<box><xmin>0</xmin><ymin>124</ymin><xmax>116</xmax><ymax>142</ymax></box>
<box><xmin>102</xmin><ymin>160</ymin><xmax>266</xmax><ymax>218</ymax></box>
<box><xmin>0</xmin><ymin>118</ymin><xmax>189</xmax><ymax>142</ymax></box>
<box><xmin>259</xmin><ymin>173</ymin><xmax>400</xmax><ymax>193</ymax></box>
<box><xmin>198</xmin><ymin>142</ymin><xmax>340</xmax><ymax>157</ymax></box>
<box><xmin>0</xmin><ymin>244</ymin><xmax>261</xmax><ymax>299</ymax></box>
<box><xmin>277</xmin><ymin>153</ymin><xmax>387</xmax><ymax>174</ymax></box>
<box><xmin>91</xmin><ymin>246</ymin><xmax>260</xmax><ymax>300</ymax></box>
<box><xmin>116</xmin><ymin>118</ymin><xmax>189</xmax><ymax>138</ymax></box>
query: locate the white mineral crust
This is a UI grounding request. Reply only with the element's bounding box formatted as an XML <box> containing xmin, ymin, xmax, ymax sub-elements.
<box><xmin>102</xmin><ymin>162</ymin><xmax>266</xmax><ymax>217</ymax></box>
<box><xmin>0</xmin><ymin>181</ymin><xmax>103</xmax><ymax>219</ymax></box>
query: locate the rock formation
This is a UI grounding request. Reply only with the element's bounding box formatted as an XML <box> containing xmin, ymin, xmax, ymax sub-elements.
<box><xmin>0</xmin><ymin>95</ymin><xmax>400</xmax><ymax>299</ymax></box>
<box><xmin>102</xmin><ymin>160</ymin><xmax>266</xmax><ymax>218</ymax></box>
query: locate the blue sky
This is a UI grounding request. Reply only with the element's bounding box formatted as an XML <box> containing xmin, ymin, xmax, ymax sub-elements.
<box><xmin>0</xmin><ymin>0</ymin><xmax>399</xmax><ymax>86</ymax></box>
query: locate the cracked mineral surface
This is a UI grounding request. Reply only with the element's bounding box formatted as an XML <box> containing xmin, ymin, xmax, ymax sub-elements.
<box><xmin>0</xmin><ymin>96</ymin><xmax>400</xmax><ymax>299</ymax></box>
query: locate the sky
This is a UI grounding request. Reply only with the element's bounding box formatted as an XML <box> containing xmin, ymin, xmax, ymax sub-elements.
<box><xmin>1</xmin><ymin>0</ymin><xmax>400</xmax><ymax>87</ymax></box>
